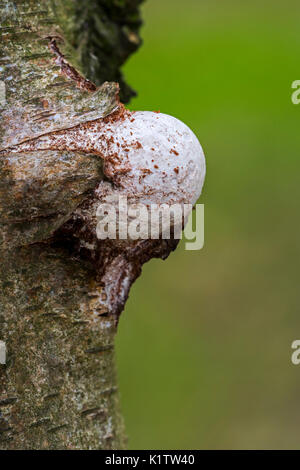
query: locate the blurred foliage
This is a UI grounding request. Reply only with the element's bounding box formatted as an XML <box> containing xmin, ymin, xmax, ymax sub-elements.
<box><xmin>116</xmin><ymin>0</ymin><xmax>300</xmax><ymax>449</ymax></box>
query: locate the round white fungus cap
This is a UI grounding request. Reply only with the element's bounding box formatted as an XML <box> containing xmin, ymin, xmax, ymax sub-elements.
<box><xmin>101</xmin><ymin>111</ymin><xmax>206</xmax><ymax>207</ymax></box>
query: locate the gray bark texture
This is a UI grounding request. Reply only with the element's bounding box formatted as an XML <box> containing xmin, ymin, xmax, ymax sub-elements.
<box><xmin>0</xmin><ymin>0</ymin><xmax>144</xmax><ymax>450</ymax></box>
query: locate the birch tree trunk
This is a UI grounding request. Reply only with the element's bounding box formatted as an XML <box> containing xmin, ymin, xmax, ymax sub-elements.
<box><xmin>0</xmin><ymin>0</ymin><xmax>144</xmax><ymax>450</ymax></box>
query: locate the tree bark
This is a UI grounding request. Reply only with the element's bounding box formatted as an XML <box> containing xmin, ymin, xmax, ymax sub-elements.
<box><xmin>0</xmin><ymin>0</ymin><xmax>144</xmax><ymax>450</ymax></box>
<box><xmin>0</xmin><ymin>245</ymin><xmax>125</xmax><ymax>449</ymax></box>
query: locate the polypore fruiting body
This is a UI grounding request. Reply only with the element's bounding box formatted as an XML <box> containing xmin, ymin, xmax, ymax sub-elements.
<box><xmin>6</xmin><ymin>107</ymin><xmax>206</xmax><ymax>321</ymax></box>
<box><xmin>98</xmin><ymin>110</ymin><xmax>205</xmax><ymax>208</ymax></box>
<box><xmin>11</xmin><ymin>108</ymin><xmax>205</xmax><ymax>206</ymax></box>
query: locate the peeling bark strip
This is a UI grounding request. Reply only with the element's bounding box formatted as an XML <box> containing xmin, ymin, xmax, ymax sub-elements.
<box><xmin>48</xmin><ymin>38</ymin><xmax>97</xmax><ymax>92</ymax></box>
<box><xmin>0</xmin><ymin>0</ymin><xmax>144</xmax><ymax>450</ymax></box>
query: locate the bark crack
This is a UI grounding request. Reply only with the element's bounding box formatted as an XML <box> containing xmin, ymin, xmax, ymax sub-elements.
<box><xmin>48</xmin><ymin>38</ymin><xmax>97</xmax><ymax>92</ymax></box>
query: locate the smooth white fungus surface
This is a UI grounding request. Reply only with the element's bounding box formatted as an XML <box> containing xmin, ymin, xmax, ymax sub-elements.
<box><xmin>100</xmin><ymin>111</ymin><xmax>206</xmax><ymax>207</ymax></box>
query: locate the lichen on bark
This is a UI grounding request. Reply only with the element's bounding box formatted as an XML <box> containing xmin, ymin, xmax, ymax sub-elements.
<box><xmin>0</xmin><ymin>245</ymin><xmax>125</xmax><ymax>449</ymax></box>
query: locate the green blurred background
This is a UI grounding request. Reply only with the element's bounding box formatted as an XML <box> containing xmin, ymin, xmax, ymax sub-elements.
<box><xmin>115</xmin><ymin>0</ymin><xmax>300</xmax><ymax>449</ymax></box>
